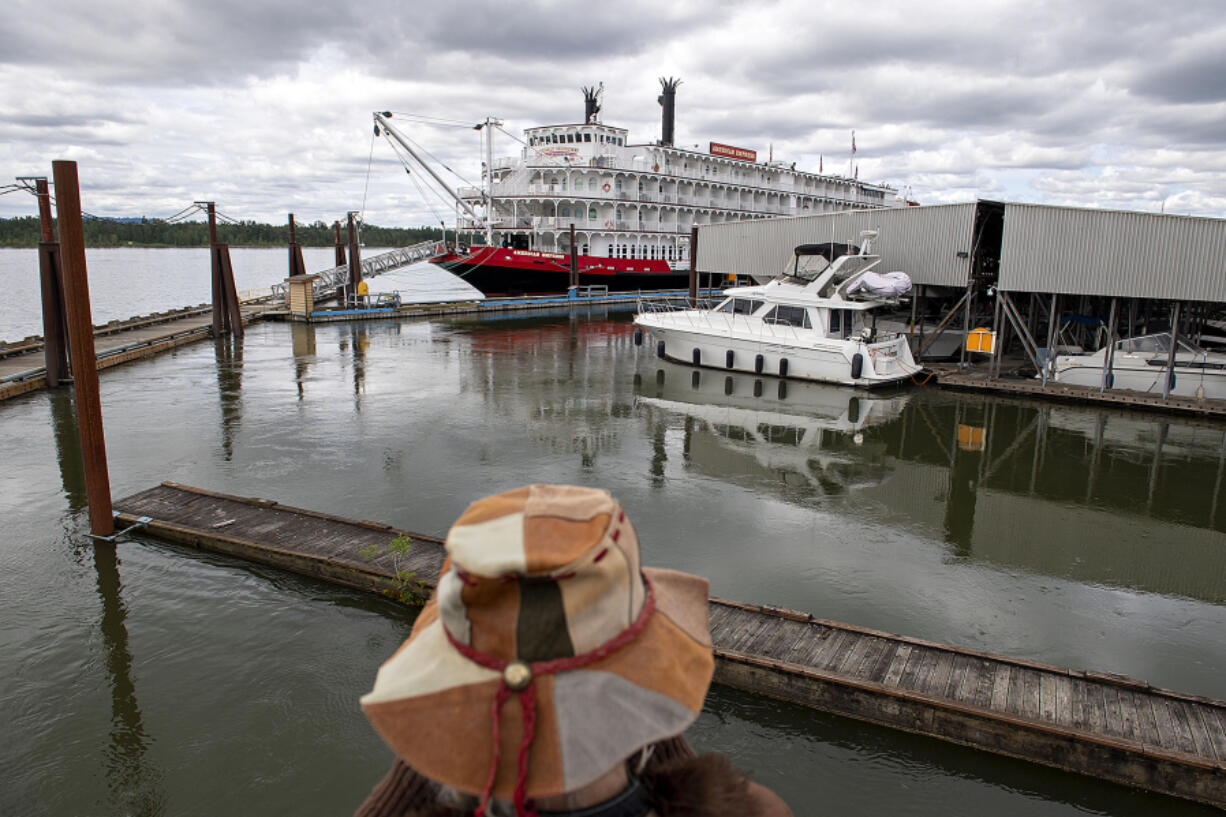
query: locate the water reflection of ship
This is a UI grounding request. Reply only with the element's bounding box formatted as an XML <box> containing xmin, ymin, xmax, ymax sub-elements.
<box><xmin>460</xmin><ymin>318</ymin><xmax>637</xmax><ymax>466</ymax></box>
<box><xmin>635</xmin><ymin>360</ymin><xmax>910</xmax><ymax>496</ymax></box>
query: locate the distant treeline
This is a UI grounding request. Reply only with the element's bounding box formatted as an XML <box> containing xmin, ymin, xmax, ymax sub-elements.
<box><xmin>0</xmin><ymin>217</ymin><xmax>444</xmax><ymax>249</ymax></box>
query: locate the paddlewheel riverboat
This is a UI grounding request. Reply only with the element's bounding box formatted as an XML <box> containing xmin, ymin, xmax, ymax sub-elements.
<box><xmin>375</xmin><ymin>79</ymin><xmax>903</xmax><ymax>295</ymax></box>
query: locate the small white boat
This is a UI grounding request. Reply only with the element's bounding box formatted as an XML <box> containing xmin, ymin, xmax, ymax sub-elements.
<box><xmin>633</xmin><ymin>231</ymin><xmax>922</xmax><ymax>388</ymax></box>
<box><xmin>1050</xmin><ymin>332</ymin><xmax>1226</xmax><ymax>399</ymax></box>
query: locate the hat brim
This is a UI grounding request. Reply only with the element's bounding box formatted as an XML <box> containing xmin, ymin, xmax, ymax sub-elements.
<box><xmin>361</xmin><ymin>566</ymin><xmax>712</xmax><ymax>798</ymax></box>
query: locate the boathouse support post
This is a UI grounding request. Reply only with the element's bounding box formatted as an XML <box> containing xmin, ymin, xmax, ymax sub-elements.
<box><xmin>568</xmin><ymin>224</ymin><xmax>578</xmax><ymax>293</ymax></box>
<box><xmin>996</xmin><ymin>292</ymin><xmax>1041</xmax><ymax>374</ymax></box>
<box><xmin>1100</xmin><ymin>298</ymin><xmax>1118</xmax><ymax>393</ymax></box>
<box><xmin>908</xmin><ymin>284</ymin><xmax>919</xmax><ymax>338</ymax></box>
<box><xmin>288</xmin><ymin>213</ymin><xmax>307</xmax><ymax>278</ymax></box>
<box><xmin>347</xmin><ymin>212</ymin><xmax>361</xmax><ymax>307</ymax></box>
<box><xmin>916</xmin><ymin>291</ymin><xmax>969</xmax><ymax>359</ymax></box>
<box><xmin>34</xmin><ymin>177</ymin><xmax>70</xmax><ymax>387</ymax></box>
<box><xmin>688</xmin><ymin>226</ymin><xmax>698</xmax><ymax>306</ymax></box>
<box><xmin>988</xmin><ymin>290</ymin><xmax>1002</xmax><ymax>380</ymax></box>
<box><xmin>1042</xmin><ymin>293</ymin><xmax>1060</xmax><ymax>386</ymax></box>
<box><xmin>1163</xmin><ymin>301</ymin><xmax>1182</xmax><ymax>400</ymax></box>
<box><xmin>52</xmin><ymin>160</ymin><xmax>113</xmax><ymax>538</ymax></box>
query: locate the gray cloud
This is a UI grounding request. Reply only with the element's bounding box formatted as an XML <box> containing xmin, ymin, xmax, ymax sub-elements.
<box><xmin>2</xmin><ymin>0</ymin><xmax>1225</xmax><ymax>222</ymax></box>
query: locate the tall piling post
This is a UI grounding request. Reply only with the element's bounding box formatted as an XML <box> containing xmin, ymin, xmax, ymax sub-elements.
<box><xmin>204</xmin><ymin>202</ymin><xmax>243</xmax><ymax>339</ymax></box>
<box><xmin>287</xmin><ymin>213</ymin><xmax>307</xmax><ymax>277</ymax></box>
<box><xmin>34</xmin><ymin>178</ymin><xmax>70</xmax><ymax>386</ymax></box>
<box><xmin>52</xmin><ymin>161</ymin><xmax>113</xmax><ymax>538</ymax></box>
<box><xmin>333</xmin><ymin>220</ymin><xmax>346</xmax><ymax>268</ymax></box>
<box><xmin>347</xmin><ymin>212</ymin><xmax>361</xmax><ymax>307</ymax></box>
<box><xmin>688</xmin><ymin>226</ymin><xmax>698</xmax><ymax>306</ymax></box>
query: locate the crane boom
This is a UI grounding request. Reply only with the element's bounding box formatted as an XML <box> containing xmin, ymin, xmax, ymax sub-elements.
<box><xmin>374</xmin><ymin>112</ymin><xmax>484</xmax><ymax>224</ymax></box>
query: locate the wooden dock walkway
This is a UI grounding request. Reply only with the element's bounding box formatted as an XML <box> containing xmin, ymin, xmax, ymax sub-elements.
<box><xmin>0</xmin><ymin>303</ymin><xmax>273</xmax><ymax>402</ymax></box>
<box><xmin>933</xmin><ymin>368</ymin><xmax>1226</xmax><ymax>419</ymax></box>
<box><xmin>114</xmin><ymin>482</ymin><xmax>1226</xmax><ymax>808</ymax></box>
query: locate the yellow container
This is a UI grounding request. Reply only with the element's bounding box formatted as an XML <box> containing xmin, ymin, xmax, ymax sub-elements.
<box><xmin>966</xmin><ymin>327</ymin><xmax>996</xmax><ymax>354</ymax></box>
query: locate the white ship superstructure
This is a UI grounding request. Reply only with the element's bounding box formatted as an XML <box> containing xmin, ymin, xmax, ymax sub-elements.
<box><xmin>455</xmin><ymin>80</ymin><xmax>902</xmax><ymax>267</ymax></box>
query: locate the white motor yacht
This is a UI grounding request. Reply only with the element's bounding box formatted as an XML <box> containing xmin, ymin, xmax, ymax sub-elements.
<box><xmin>1050</xmin><ymin>332</ymin><xmax>1226</xmax><ymax>399</ymax></box>
<box><xmin>633</xmin><ymin>231</ymin><xmax>922</xmax><ymax>388</ymax></box>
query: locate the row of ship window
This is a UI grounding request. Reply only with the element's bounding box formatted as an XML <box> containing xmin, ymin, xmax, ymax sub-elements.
<box><xmin>530</xmin><ymin>133</ymin><xmax>625</xmax><ymax>146</ymax></box>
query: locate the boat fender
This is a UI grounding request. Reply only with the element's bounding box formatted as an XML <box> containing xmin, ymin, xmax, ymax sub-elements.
<box><xmin>848</xmin><ymin>396</ymin><xmax>860</xmax><ymax>424</ymax></box>
<box><xmin>779</xmin><ymin>358</ymin><xmax>789</xmax><ymax>378</ymax></box>
<box><xmin>1169</xmin><ymin>371</ymin><xmax>1177</xmax><ymax>390</ymax></box>
<box><xmin>692</xmin><ymin>348</ymin><xmax>701</xmax><ymax>366</ymax></box>
<box><xmin>777</xmin><ymin>380</ymin><xmax>788</xmax><ymax>400</ymax></box>
<box><xmin>754</xmin><ymin>354</ymin><xmax>764</xmax><ymax>374</ymax></box>
<box><xmin>634</xmin><ymin>327</ymin><xmax>643</xmax><ymax>346</ymax></box>
<box><xmin>753</xmin><ymin>379</ymin><xmax>764</xmax><ymax>398</ymax></box>
<box><xmin>851</xmin><ymin>353</ymin><xmax>864</xmax><ymax>379</ymax></box>
<box><xmin>726</xmin><ymin>349</ymin><xmax>734</xmax><ymax>368</ymax></box>
<box><xmin>656</xmin><ymin>340</ymin><xmax>666</xmax><ymax>358</ymax></box>
<box><xmin>1105</xmin><ymin>373</ymin><xmax>1113</xmax><ymax>389</ymax></box>
<box><xmin>724</xmin><ymin>376</ymin><xmax>734</xmax><ymax>396</ymax></box>
<box><xmin>691</xmin><ymin>370</ymin><xmax>701</xmax><ymax>389</ymax></box>
<box><xmin>603</xmin><ymin>183</ymin><xmax>611</xmax><ymax>192</ymax></box>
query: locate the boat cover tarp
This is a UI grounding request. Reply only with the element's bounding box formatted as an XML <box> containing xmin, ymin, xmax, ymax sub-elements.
<box><xmin>846</xmin><ymin>271</ymin><xmax>913</xmax><ymax>297</ymax></box>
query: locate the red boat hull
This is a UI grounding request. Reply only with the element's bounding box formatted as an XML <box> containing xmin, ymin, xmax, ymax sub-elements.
<box><xmin>430</xmin><ymin>246</ymin><xmax>690</xmax><ymax>295</ymax></box>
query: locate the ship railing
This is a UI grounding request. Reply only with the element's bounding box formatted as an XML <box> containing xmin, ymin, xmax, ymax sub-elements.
<box><xmin>635</xmin><ymin>296</ymin><xmax>723</xmax><ymax>316</ymax></box>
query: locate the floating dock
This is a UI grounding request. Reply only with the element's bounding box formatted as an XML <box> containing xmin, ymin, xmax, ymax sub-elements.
<box><xmin>931</xmin><ymin>367</ymin><xmax>1226</xmax><ymax>419</ymax></box>
<box><xmin>115</xmin><ymin>482</ymin><xmax>1226</xmax><ymax>808</ymax></box>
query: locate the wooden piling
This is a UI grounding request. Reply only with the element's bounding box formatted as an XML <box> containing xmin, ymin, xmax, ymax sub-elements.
<box><xmin>36</xmin><ymin>178</ymin><xmax>69</xmax><ymax>387</ymax></box>
<box><xmin>287</xmin><ymin>213</ymin><xmax>307</xmax><ymax>278</ymax></box>
<box><xmin>346</xmin><ymin>213</ymin><xmax>361</xmax><ymax>298</ymax></box>
<box><xmin>52</xmin><ymin>161</ymin><xmax>113</xmax><ymax>538</ymax></box>
<box><xmin>205</xmin><ymin>203</ymin><xmax>243</xmax><ymax>339</ymax></box>
<box><xmin>333</xmin><ymin>220</ymin><xmax>346</xmax><ymax>268</ymax></box>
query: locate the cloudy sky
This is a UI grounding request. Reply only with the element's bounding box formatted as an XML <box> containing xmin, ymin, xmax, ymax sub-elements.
<box><xmin>3</xmin><ymin>0</ymin><xmax>1224</xmax><ymax>226</ymax></box>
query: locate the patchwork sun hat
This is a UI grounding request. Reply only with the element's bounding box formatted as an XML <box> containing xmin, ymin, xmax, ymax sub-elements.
<box><xmin>360</xmin><ymin>484</ymin><xmax>714</xmax><ymax>815</ymax></box>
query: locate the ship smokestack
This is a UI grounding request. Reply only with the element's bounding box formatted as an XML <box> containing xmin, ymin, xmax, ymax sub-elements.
<box><xmin>582</xmin><ymin>83</ymin><xmax>603</xmax><ymax>124</ymax></box>
<box><xmin>658</xmin><ymin>77</ymin><xmax>680</xmax><ymax>146</ymax></box>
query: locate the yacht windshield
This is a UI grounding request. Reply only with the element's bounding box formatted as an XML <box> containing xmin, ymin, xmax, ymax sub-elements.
<box><xmin>1116</xmin><ymin>333</ymin><xmax>1206</xmax><ymax>355</ymax></box>
<box><xmin>716</xmin><ymin>297</ymin><xmax>765</xmax><ymax>315</ymax></box>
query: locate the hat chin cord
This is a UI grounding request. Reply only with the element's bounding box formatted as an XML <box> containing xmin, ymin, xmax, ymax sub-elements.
<box><xmin>443</xmin><ymin>575</ymin><xmax>658</xmax><ymax>817</ymax></box>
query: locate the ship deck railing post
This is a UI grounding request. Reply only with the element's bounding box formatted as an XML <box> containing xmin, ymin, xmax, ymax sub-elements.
<box><xmin>52</xmin><ymin>160</ymin><xmax>114</xmax><ymax>538</ymax></box>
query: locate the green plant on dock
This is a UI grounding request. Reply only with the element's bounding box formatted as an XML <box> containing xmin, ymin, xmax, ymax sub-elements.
<box><xmin>360</xmin><ymin>534</ymin><xmax>426</xmax><ymax>606</ymax></box>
